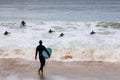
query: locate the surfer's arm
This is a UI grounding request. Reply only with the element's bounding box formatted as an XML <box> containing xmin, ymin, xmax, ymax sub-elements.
<box><xmin>35</xmin><ymin>47</ymin><xmax>38</xmax><ymax>60</ymax></box>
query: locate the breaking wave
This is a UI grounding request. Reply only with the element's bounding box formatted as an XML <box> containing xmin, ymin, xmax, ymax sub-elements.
<box><xmin>0</xmin><ymin>47</ymin><xmax>120</xmax><ymax>62</ymax></box>
<box><xmin>96</xmin><ymin>22</ymin><xmax>120</xmax><ymax>29</ymax></box>
<box><xmin>0</xmin><ymin>21</ymin><xmax>120</xmax><ymax>62</ymax></box>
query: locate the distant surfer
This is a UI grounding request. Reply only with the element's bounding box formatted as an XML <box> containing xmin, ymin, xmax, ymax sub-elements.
<box><xmin>35</xmin><ymin>40</ymin><xmax>50</xmax><ymax>75</ymax></box>
<box><xmin>4</xmin><ymin>31</ymin><xmax>10</xmax><ymax>35</ymax></box>
<box><xmin>48</xmin><ymin>29</ymin><xmax>54</xmax><ymax>33</ymax></box>
<box><xmin>59</xmin><ymin>33</ymin><xmax>64</xmax><ymax>37</ymax></box>
<box><xmin>21</xmin><ymin>20</ymin><xmax>26</xmax><ymax>26</ymax></box>
<box><xmin>90</xmin><ymin>30</ymin><xmax>96</xmax><ymax>35</ymax></box>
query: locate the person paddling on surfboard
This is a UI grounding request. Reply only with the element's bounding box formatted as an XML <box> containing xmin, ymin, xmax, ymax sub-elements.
<box><xmin>35</xmin><ymin>40</ymin><xmax>50</xmax><ymax>74</ymax></box>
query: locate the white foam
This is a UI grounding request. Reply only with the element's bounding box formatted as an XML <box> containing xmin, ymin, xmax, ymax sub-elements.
<box><xmin>0</xmin><ymin>21</ymin><xmax>120</xmax><ymax>62</ymax></box>
<box><xmin>0</xmin><ymin>47</ymin><xmax>120</xmax><ymax>62</ymax></box>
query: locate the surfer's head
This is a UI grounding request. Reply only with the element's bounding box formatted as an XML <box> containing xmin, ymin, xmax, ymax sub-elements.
<box><xmin>39</xmin><ymin>40</ymin><xmax>42</xmax><ymax>45</ymax></box>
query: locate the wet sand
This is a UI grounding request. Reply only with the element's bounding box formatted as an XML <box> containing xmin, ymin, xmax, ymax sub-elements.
<box><xmin>0</xmin><ymin>58</ymin><xmax>120</xmax><ymax>80</ymax></box>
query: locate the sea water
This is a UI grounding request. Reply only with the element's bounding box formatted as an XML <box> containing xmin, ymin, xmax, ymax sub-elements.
<box><xmin>0</xmin><ymin>0</ymin><xmax>120</xmax><ymax>22</ymax></box>
<box><xmin>0</xmin><ymin>0</ymin><xmax>120</xmax><ymax>62</ymax></box>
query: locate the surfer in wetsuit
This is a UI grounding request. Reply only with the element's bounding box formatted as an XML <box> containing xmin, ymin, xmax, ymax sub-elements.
<box><xmin>48</xmin><ymin>29</ymin><xmax>54</xmax><ymax>33</ymax></box>
<box><xmin>90</xmin><ymin>30</ymin><xmax>96</xmax><ymax>35</ymax></box>
<box><xmin>35</xmin><ymin>40</ymin><xmax>50</xmax><ymax>74</ymax></box>
<box><xmin>21</xmin><ymin>20</ymin><xmax>26</xmax><ymax>26</ymax></box>
<box><xmin>4</xmin><ymin>31</ymin><xmax>10</xmax><ymax>35</ymax></box>
<box><xmin>59</xmin><ymin>33</ymin><xmax>64</xmax><ymax>37</ymax></box>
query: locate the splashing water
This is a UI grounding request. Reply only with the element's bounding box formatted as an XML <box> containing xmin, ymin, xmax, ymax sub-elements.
<box><xmin>0</xmin><ymin>21</ymin><xmax>120</xmax><ymax>62</ymax></box>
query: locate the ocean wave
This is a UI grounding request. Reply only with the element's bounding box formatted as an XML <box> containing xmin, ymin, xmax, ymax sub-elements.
<box><xmin>0</xmin><ymin>47</ymin><xmax>120</xmax><ymax>62</ymax></box>
<box><xmin>0</xmin><ymin>23</ymin><xmax>20</xmax><ymax>29</ymax></box>
<box><xmin>0</xmin><ymin>21</ymin><xmax>120</xmax><ymax>62</ymax></box>
<box><xmin>1</xmin><ymin>21</ymin><xmax>120</xmax><ymax>29</ymax></box>
<box><xmin>96</xmin><ymin>22</ymin><xmax>120</xmax><ymax>29</ymax></box>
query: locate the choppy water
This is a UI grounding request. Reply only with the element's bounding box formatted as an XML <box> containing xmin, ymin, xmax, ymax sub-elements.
<box><xmin>0</xmin><ymin>21</ymin><xmax>120</xmax><ymax>62</ymax></box>
<box><xmin>0</xmin><ymin>0</ymin><xmax>120</xmax><ymax>62</ymax></box>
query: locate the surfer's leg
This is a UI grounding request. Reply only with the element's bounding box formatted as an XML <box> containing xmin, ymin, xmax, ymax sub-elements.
<box><xmin>41</xmin><ymin>59</ymin><xmax>45</xmax><ymax>72</ymax></box>
<box><xmin>42</xmin><ymin>59</ymin><xmax>45</xmax><ymax>72</ymax></box>
<box><xmin>38</xmin><ymin>59</ymin><xmax>41</xmax><ymax>72</ymax></box>
<box><xmin>40</xmin><ymin>56</ymin><xmax>45</xmax><ymax>72</ymax></box>
<box><xmin>38</xmin><ymin>56</ymin><xmax>43</xmax><ymax>72</ymax></box>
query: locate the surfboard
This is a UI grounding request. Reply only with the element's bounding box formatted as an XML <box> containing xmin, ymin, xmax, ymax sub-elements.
<box><xmin>42</xmin><ymin>48</ymin><xmax>52</xmax><ymax>59</ymax></box>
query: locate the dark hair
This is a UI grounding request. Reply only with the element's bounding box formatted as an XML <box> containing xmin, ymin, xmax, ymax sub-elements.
<box><xmin>39</xmin><ymin>40</ymin><xmax>42</xmax><ymax>44</ymax></box>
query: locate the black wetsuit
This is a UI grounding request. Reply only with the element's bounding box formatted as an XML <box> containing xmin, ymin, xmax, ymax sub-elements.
<box><xmin>36</xmin><ymin>45</ymin><xmax>49</xmax><ymax>72</ymax></box>
<box><xmin>21</xmin><ymin>21</ymin><xmax>26</xmax><ymax>26</ymax></box>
